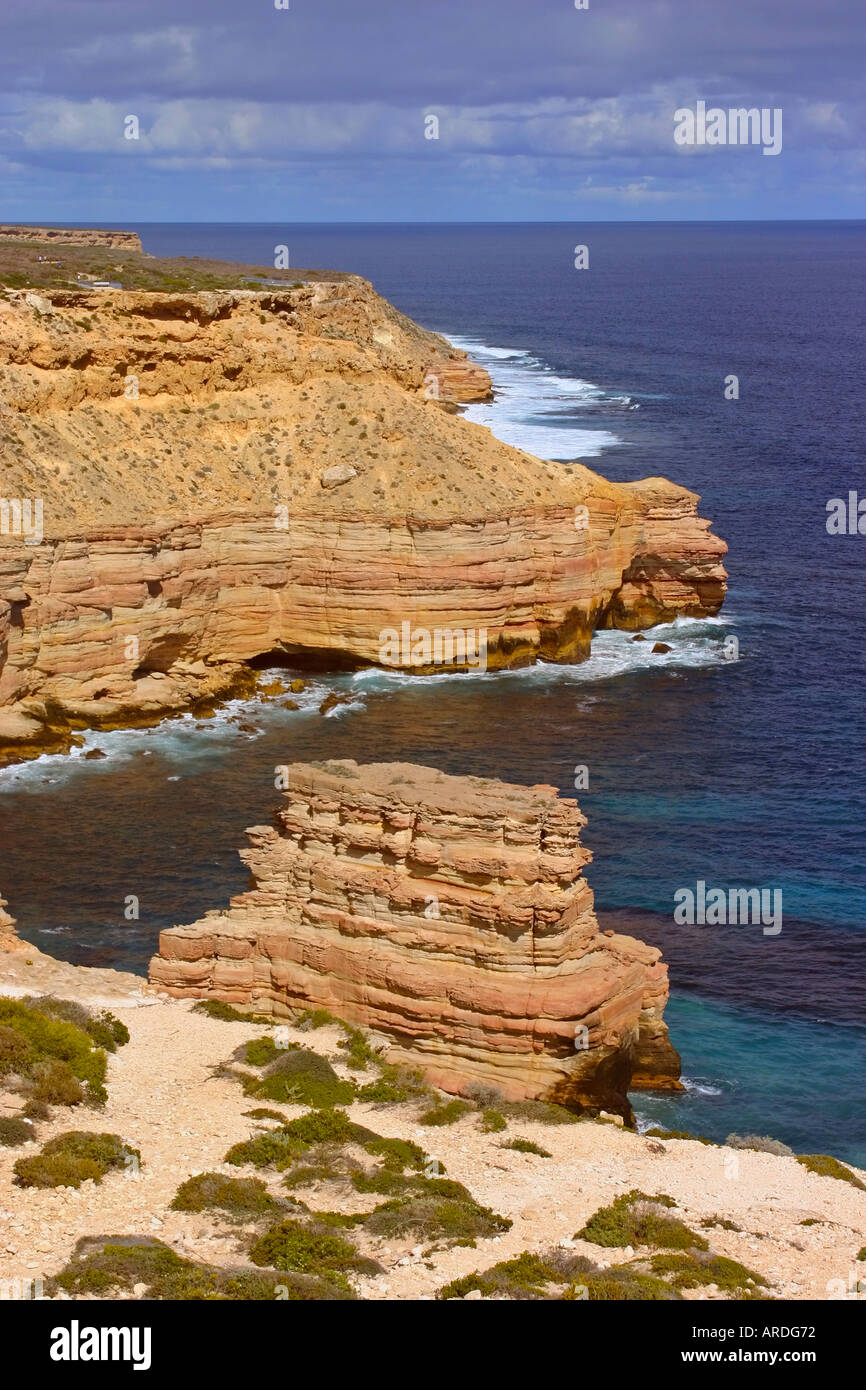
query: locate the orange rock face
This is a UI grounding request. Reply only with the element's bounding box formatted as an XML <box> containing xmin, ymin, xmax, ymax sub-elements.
<box><xmin>0</xmin><ymin>278</ymin><xmax>726</xmax><ymax>760</ymax></box>
<box><xmin>150</xmin><ymin>761</ymin><xmax>681</xmax><ymax>1116</ymax></box>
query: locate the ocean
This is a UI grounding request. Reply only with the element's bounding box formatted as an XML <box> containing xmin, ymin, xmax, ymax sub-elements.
<box><xmin>2</xmin><ymin>222</ymin><xmax>864</xmax><ymax>1161</ymax></box>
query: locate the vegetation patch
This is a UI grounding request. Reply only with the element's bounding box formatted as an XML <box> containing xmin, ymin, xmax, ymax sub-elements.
<box><xmin>701</xmin><ymin>1216</ymin><xmax>742</xmax><ymax>1232</ymax></box>
<box><xmin>361</xmin><ymin>1183</ymin><xmax>511</xmax><ymax>1243</ymax></box>
<box><xmin>0</xmin><ymin>997</ymin><xmax>110</xmax><ymax>1104</ymax></box>
<box><xmin>480</xmin><ymin>1109</ymin><xmax>507</xmax><ymax>1133</ymax></box>
<box><xmin>796</xmin><ymin>1154</ymin><xmax>866</xmax><ymax>1191</ymax></box>
<box><xmin>171</xmin><ymin>1172</ymin><xmax>282</xmax><ymax>1219</ymax></box>
<box><xmin>575</xmin><ymin>1191</ymin><xmax>706</xmax><ymax>1251</ymax></box>
<box><xmin>14</xmin><ymin>1131</ymin><xmax>140</xmax><ymax>1189</ymax></box>
<box><xmin>500</xmin><ymin>1138</ymin><xmax>551</xmax><ymax>1157</ymax></box>
<box><xmin>49</xmin><ymin>1235</ymin><xmax>352</xmax><ymax>1301</ymax></box>
<box><xmin>418</xmin><ymin>1098</ymin><xmax>472</xmax><ymax>1127</ymax></box>
<box><xmin>646</xmin><ymin>1128</ymin><xmax>716</xmax><ymax>1146</ymax></box>
<box><xmin>726</xmin><ymin>1133</ymin><xmax>794</xmax><ymax>1157</ymax></box>
<box><xmin>23</xmin><ymin>997</ymin><xmax>129</xmax><ymax>1053</ymax></box>
<box><xmin>0</xmin><ymin>1116</ymin><xmax>34</xmax><ymax>1147</ymax></box>
<box><xmin>249</xmin><ymin>1217</ymin><xmax>379</xmax><ymax>1290</ymax></box>
<box><xmin>501</xmin><ymin>1100</ymin><xmax>580</xmax><ymax>1126</ymax></box>
<box><xmin>650</xmin><ymin>1252</ymin><xmax>768</xmax><ymax>1296</ymax></box>
<box><xmin>244</xmin><ymin>1037</ymin><xmax>282</xmax><ymax>1067</ymax></box>
<box><xmin>243</xmin><ymin>1049</ymin><xmax>356</xmax><ymax>1108</ymax></box>
<box><xmin>438</xmin><ymin>1248</ymin><xmax>680</xmax><ymax>1302</ymax></box>
<box><xmin>225</xmin><ymin>1109</ymin><xmax>376</xmax><ymax>1170</ymax></box>
<box><xmin>192</xmin><ymin>1000</ymin><xmax>250</xmax><ymax>1022</ymax></box>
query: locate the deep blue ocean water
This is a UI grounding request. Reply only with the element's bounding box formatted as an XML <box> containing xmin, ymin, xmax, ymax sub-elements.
<box><xmin>2</xmin><ymin>223</ymin><xmax>864</xmax><ymax>1160</ymax></box>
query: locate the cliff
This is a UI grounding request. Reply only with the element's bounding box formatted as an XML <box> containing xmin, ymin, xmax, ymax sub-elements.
<box><xmin>0</xmin><ymin>225</ymin><xmax>143</xmax><ymax>252</ymax></box>
<box><xmin>150</xmin><ymin>760</ymin><xmax>682</xmax><ymax>1117</ymax></box>
<box><xmin>0</xmin><ymin>273</ymin><xmax>726</xmax><ymax>761</ymax></box>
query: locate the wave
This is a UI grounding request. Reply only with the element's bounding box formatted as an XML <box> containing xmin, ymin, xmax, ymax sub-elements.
<box><xmin>448</xmin><ymin>334</ymin><xmax>628</xmax><ymax>460</ymax></box>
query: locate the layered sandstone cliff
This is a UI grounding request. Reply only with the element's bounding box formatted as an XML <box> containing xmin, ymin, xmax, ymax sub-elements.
<box><xmin>150</xmin><ymin>760</ymin><xmax>681</xmax><ymax>1116</ymax></box>
<box><xmin>0</xmin><ymin>272</ymin><xmax>726</xmax><ymax>761</ymax></box>
<box><xmin>0</xmin><ymin>225</ymin><xmax>143</xmax><ymax>252</ymax></box>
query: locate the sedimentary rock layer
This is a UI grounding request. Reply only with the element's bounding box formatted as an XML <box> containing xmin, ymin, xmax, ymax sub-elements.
<box><xmin>150</xmin><ymin>760</ymin><xmax>682</xmax><ymax>1114</ymax></box>
<box><xmin>0</xmin><ymin>276</ymin><xmax>726</xmax><ymax>758</ymax></box>
<box><xmin>0</xmin><ymin>225</ymin><xmax>143</xmax><ymax>252</ymax></box>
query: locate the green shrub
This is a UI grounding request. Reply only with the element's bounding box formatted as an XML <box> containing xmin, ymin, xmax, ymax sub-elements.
<box><xmin>25</xmin><ymin>998</ymin><xmax>129</xmax><ymax>1052</ymax></box>
<box><xmin>501</xmin><ymin>1100</ymin><xmax>580</xmax><ymax>1125</ymax></box>
<box><xmin>571</xmin><ymin>1269</ymin><xmax>682</xmax><ymax>1301</ymax></box>
<box><xmin>362</xmin><ymin>1187</ymin><xmax>511</xmax><ymax>1242</ymax></box>
<box><xmin>480</xmin><ymin>1109</ymin><xmax>507</xmax><ymax>1133</ymax></box>
<box><xmin>243</xmin><ymin>1108</ymin><xmax>287</xmax><ymax>1122</ymax></box>
<box><xmin>171</xmin><ymin>1172</ymin><xmax>280</xmax><ymax>1218</ymax></box>
<box><xmin>419</xmin><ymin>1099</ymin><xmax>471</xmax><ymax>1127</ymax></box>
<box><xmin>14</xmin><ymin>1130</ymin><xmax>140</xmax><ymax>1188</ymax></box>
<box><xmin>500</xmin><ymin>1138</ymin><xmax>551</xmax><ymax>1157</ymax></box>
<box><xmin>797</xmin><ymin>1154</ymin><xmax>866</xmax><ymax>1191</ymax></box>
<box><xmin>0</xmin><ymin>999</ymin><xmax>109</xmax><ymax>1103</ymax></box>
<box><xmin>30</xmin><ymin>1060</ymin><xmax>86</xmax><ymax>1106</ymax></box>
<box><xmin>857</xmin><ymin>1247</ymin><xmax>866</xmax><ymax>1261</ymax></box>
<box><xmin>249</xmin><ymin>1218</ymin><xmax>377</xmax><ymax>1286</ymax></box>
<box><xmin>575</xmin><ymin>1191</ymin><xmax>706</xmax><ymax>1251</ymax></box>
<box><xmin>726</xmin><ymin>1133</ymin><xmax>794</xmax><ymax>1157</ymax></box>
<box><xmin>50</xmin><ymin>1235</ymin><xmax>354</xmax><ymax>1301</ymax></box>
<box><xmin>0</xmin><ymin>1024</ymin><xmax>35</xmax><ymax>1075</ymax></box>
<box><xmin>650</xmin><ymin>1252</ymin><xmax>768</xmax><ymax>1295</ymax></box>
<box><xmin>362</xmin><ymin>1135</ymin><xmax>428</xmax><ymax>1173</ymax></box>
<box><xmin>245</xmin><ymin>1037</ymin><xmax>280</xmax><ymax>1067</ymax></box>
<box><xmin>193</xmin><ymin>1000</ymin><xmax>249</xmax><ymax>1022</ymax></box>
<box><xmin>295</xmin><ymin>1009</ymin><xmax>337</xmax><ymax>1030</ymax></box>
<box><xmin>0</xmin><ymin>1116</ymin><xmax>34</xmax><ymax>1147</ymax></box>
<box><xmin>244</xmin><ymin>1050</ymin><xmax>355</xmax><ymax>1108</ymax></box>
<box><xmin>337</xmin><ymin>1027</ymin><xmax>377</xmax><ymax>1070</ymax></box>
<box><xmin>646</xmin><ymin>1128</ymin><xmax>716</xmax><ymax>1146</ymax></box>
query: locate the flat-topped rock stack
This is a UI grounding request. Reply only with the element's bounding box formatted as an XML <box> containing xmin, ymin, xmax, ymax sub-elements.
<box><xmin>150</xmin><ymin>760</ymin><xmax>681</xmax><ymax>1116</ymax></box>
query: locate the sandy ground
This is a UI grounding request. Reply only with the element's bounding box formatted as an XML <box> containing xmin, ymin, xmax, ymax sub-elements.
<box><xmin>1</xmin><ymin>950</ymin><xmax>864</xmax><ymax>1302</ymax></box>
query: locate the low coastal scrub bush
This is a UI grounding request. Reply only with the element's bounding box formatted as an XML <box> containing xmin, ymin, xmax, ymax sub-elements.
<box><xmin>437</xmin><ymin>1249</ymin><xmax>680</xmax><ymax>1302</ymax></box>
<box><xmin>0</xmin><ymin>1116</ymin><xmax>33</xmax><ymax>1147</ymax></box>
<box><xmin>418</xmin><ymin>1098</ymin><xmax>472</xmax><ymax>1127</ymax></box>
<box><xmin>796</xmin><ymin>1154</ymin><xmax>866</xmax><ymax>1190</ymax></box>
<box><xmin>480</xmin><ymin>1109</ymin><xmax>507</xmax><ymax>1133</ymax></box>
<box><xmin>858</xmin><ymin>1247</ymin><xmax>866</xmax><ymax>1261</ymax></box>
<box><xmin>360</xmin><ymin>1184</ymin><xmax>511</xmax><ymax>1243</ymax></box>
<box><xmin>575</xmin><ymin>1191</ymin><xmax>707</xmax><ymax>1252</ymax></box>
<box><xmin>192</xmin><ymin>1000</ymin><xmax>250</xmax><ymax>1022</ymax></box>
<box><xmin>244</xmin><ymin>1037</ymin><xmax>282</xmax><ymax>1067</ymax></box>
<box><xmin>249</xmin><ymin>1217</ymin><xmax>379</xmax><ymax>1290</ymax></box>
<box><xmin>501</xmin><ymin>1100</ymin><xmax>580</xmax><ymax>1126</ymax></box>
<box><xmin>23</xmin><ymin>997</ymin><xmax>129</xmax><ymax>1053</ymax></box>
<box><xmin>500</xmin><ymin>1138</ymin><xmax>551</xmax><ymax>1157</ymax></box>
<box><xmin>0</xmin><ymin>998</ymin><xmax>110</xmax><ymax>1105</ymax></box>
<box><xmin>650</xmin><ymin>1252</ymin><xmax>768</xmax><ymax>1296</ymax></box>
<box><xmin>171</xmin><ymin>1173</ymin><xmax>281</xmax><ymax>1219</ymax></box>
<box><xmin>243</xmin><ymin>1049</ymin><xmax>356</xmax><ymax>1108</ymax></box>
<box><xmin>49</xmin><ymin>1235</ymin><xmax>352</xmax><ymax>1301</ymax></box>
<box><xmin>243</xmin><ymin>1107</ymin><xmax>287</xmax><ymax>1122</ymax></box>
<box><xmin>646</xmin><ymin>1128</ymin><xmax>716</xmax><ymax>1146</ymax></box>
<box><xmin>726</xmin><ymin>1133</ymin><xmax>794</xmax><ymax>1157</ymax></box>
<box><xmin>14</xmin><ymin>1131</ymin><xmax>140</xmax><ymax>1189</ymax></box>
<box><xmin>225</xmin><ymin>1108</ymin><xmax>376</xmax><ymax>1170</ymax></box>
<box><xmin>356</xmin><ymin>1063</ymin><xmax>430</xmax><ymax>1104</ymax></box>
<box><xmin>701</xmin><ymin>1216</ymin><xmax>742</xmax><ymax>1232</ymax></box>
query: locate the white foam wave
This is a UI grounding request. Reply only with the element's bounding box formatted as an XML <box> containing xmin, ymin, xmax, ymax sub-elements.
<box><xmin>448</xmin><ymin>334</ymin><xmax>626</xmax><ymax>460</ymax></box>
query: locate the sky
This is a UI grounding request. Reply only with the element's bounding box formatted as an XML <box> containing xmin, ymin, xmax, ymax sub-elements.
<box><xmin>0</xmin><ymin>0</ymin><xmax>863</xmax><ymax>222</ymax></box>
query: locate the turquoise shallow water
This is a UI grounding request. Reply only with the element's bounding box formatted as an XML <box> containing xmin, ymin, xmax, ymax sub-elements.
<box><xmin>632</xmin><ymin>995</ymin><xmax>866</xmax><ymax>1168</ymax></box>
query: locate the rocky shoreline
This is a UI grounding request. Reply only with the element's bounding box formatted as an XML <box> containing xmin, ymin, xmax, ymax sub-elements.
<box><xmin>0</xmin><ymin>256</ymin><xmax>726</xmax><ymax>767</ymax></box>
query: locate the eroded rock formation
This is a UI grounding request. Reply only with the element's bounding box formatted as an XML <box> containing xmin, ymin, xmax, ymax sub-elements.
<box><xmin>150</xmin><ymin>760</ymin><xmax>682</xmax><ymax>1116</ymax></box>
<box><xmin>0</xmin><ymin>274</ymin><xmax>726</xmax><ymax>761</ymax></box>
<box><xmin>0</xmin><ymin>225</ymin><xmax>143</xmax><ymax>252</ymax></box>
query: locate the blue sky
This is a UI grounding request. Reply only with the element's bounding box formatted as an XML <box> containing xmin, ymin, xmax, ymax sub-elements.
<box><xmin>1</xmin><ymin>0</ymin><xmax>863</xmax><ymax>221</ymax></box>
